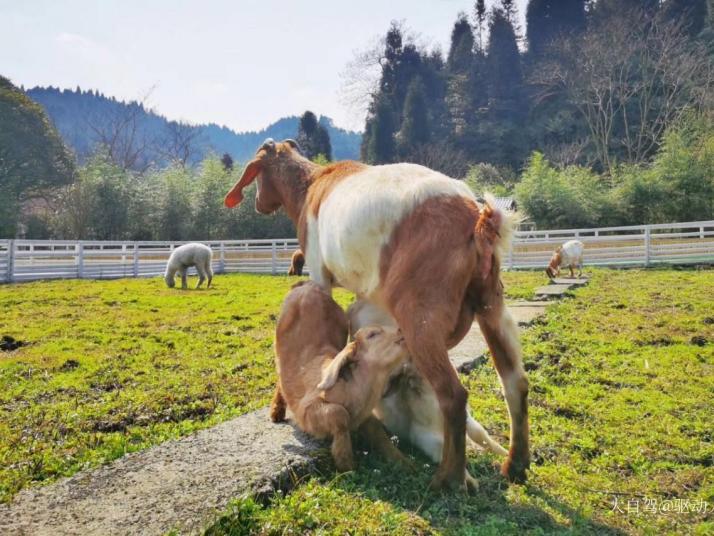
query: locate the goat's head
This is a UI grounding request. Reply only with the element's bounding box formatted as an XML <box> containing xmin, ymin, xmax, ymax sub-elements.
<box><xmin>318</xmin><ymin>325</ymin><xmax>407</xmax><ymax>391</ymax></box>
<box><xmin>545</xmin><ymin>249</ymin><xmax>562</xmax><ymax>279</ymax></box>
<box><xmin>224</xmin><ymin>138</ymin><xmax>307</xmax><ymax>214</ymax></box>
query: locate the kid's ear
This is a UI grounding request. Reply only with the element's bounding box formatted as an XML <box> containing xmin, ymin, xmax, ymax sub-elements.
<box><xmin>318</xmin><ymin>342</ymin><xmax>359</xmax><ymax>390</ymax></box>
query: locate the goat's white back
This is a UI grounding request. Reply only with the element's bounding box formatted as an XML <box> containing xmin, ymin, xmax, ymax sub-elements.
<box><xmin>309</xmin><ymin>163</ymin><xmax>475</xmax><ymax>297</ymax></box>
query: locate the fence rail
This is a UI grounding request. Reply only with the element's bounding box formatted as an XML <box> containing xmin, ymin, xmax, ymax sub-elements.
<box><xmin>2</xmin><ymin>220</ymin><xmax>714</xmax><ymax>283</ymax></box>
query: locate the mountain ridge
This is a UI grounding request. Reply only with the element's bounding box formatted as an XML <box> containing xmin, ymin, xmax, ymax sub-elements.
<box><xmin>26</xmin><ymin>86</ymin><xmax>362</xmax><ymax>168</ymax></box>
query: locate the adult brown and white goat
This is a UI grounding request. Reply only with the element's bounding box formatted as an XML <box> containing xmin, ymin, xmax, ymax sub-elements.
<box><xmin>545</xmin><ymin>240</ymin><xmax>584</xmax><ymax>279</ymax></box>
<box><xmin>225</xmin><ymin>139</ymin><xmax>529</xmax><ymax>489</ymax></box>
<box><xmin>270</xmin><ymin>281</ymin><xmax>410</xmax><ymax>471</ymax></box>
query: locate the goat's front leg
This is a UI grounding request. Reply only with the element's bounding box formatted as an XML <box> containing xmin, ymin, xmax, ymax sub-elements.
<box><xmin>476</xmin><ymin>305</ymin><xmax>529</xmax><ymax>483</ymax></box>
<box><xmin>180</xmin><ymin>268</ymin><xmax>188</xmax><ymax>290</ymax></box>
<box><xmin>358</xmin><ymin>416</ymin><xmax>414</xmax><ymax>469</ymax></box>
<box><xmin>396</xmin><ymin>321</ymin><xmax>470</xmax><ymax>491</ymax></box>
<box><xmin>303</xmin><ymin>401</ymin><xmax>353</xmax><ymax>471</ymax></box>
<box><xmin>569</xmin><ymin>265</ymin><xmax>575</xmax><ymax>278</ymax></box>
<box><xmin>270</xmin><ymin>383</ymin><xmax>286</xmax><ymax>422</ymax></box>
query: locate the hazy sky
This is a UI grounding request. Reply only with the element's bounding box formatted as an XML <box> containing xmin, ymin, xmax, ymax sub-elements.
<box><xmin>0</xmin><ymin>0</ymin><xmax>527</xmax><ymax>132</ymax></box>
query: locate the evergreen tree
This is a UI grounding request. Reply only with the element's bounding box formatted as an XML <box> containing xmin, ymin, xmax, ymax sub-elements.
<box><xmin>447</xmin><ymin>13</ymin><xmax>475</xmax><ymax>73</ymax></box>
<box><xmin>474</xmin><ymin>0</ymin><xmax>487</xmax><ymax>51</ymax></box>
<box><xmin>501</xmin><ymin>0</ymin><xmax>518</xmax><ymax>25</ymax></box>
<box><xmin>365</xmin><ymin>96</ymin><xmax>396</xmax><ymax>164</ymax></box>
<box><xmin>398</xmin><ymin>77</ymin><xmax>430</xmax><ymax>157</ymax></box>
<box><xmin>221</xmin><ymin>153</ymin><xmax>234</xmax><ymax>171</ymax></box>
<box><xmin>487</xmin><ymin>9</ymin><xmax>523</xmax><ymax>106</ymax></box>
<box><xmin>527</xmin><ymin>0</ymin><xmax>587</xmax><ymax>55</ymax></box>
<box><xmin>297</xmin><ymin>111</ymin><xmax>333</xmax><ymax>161</ymax></box>
<box><xmin>445</xmin><ymin>14</ymin><xmax>478</xmax><ymax>140</ymax></box>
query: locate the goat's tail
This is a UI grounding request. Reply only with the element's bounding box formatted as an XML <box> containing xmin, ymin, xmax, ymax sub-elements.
<box><xmin>475</xmin><ymin>193</ymin><xmax>520</xmax><ymax>278</ymax></box>
<box><xmin>466</xmin><ymin>413</ymin><xmax>508</xmax><ymax>456</ymax></box>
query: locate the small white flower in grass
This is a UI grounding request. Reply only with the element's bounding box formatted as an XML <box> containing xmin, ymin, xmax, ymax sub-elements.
<box><xmin>390</xmin><ymin>435</ymin><xmax>399</xmax><ymax>445</ymax></box>
<box><xmin>423</xmin><ymin>463</ymin><xmax>430</xmax><ymax>468</ymax></box>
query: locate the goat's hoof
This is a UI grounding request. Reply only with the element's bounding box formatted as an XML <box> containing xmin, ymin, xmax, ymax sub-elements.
<box><xmin>465</xmin><ymin>469</ymin><xmax>479</xmax><ymax>492</ymax></box>
<box><xmin>429</xmin><ymin>469</ymin><xmax>469</xmax><ymax>493</ymax></box>
<box><xmin>269</xmin><ymin>406</ymin><xmax>286</xmax><ymax>423</ymax></box>
<box><xmin>501</xmin><ymin>456</ymin><xmax>529</xmax><ymax>484</ymax></box>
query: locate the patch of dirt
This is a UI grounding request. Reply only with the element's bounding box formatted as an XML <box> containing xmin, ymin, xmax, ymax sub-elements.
<box><xmin>690</xmin><ymin>335</ymin><xmax>708</xmax><ymax>346</ymax></box>
<box><xmin>635</xmin><ymin>336</ymin><xmax>675</xmax><ymax>347</ymax></box>
<box><xmin>57</xmin><ymin>359</ymin><xmax>80</xmax><ymax>372</ymax></box>
<box><xmin>1</xmin><ymin>335</ymin><xmax>27</xmax><ymax>352</ymax></box>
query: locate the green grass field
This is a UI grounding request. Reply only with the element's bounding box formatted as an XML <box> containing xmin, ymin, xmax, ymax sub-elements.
<box><xmin>1</xmin><ymin>269</ymin><xmax>712</xmax><ymax>535</ymax></box>
<box><xmin>206</xmin><ymin>268</ymin><xmax>714</xmax><ymax>536</ymax></box>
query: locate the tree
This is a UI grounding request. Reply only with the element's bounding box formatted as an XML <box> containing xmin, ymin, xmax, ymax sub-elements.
<box><xmin>501</xmin><ymin>0</ymin><xmax>518</xmax><ymax>26</ymax></box>
<box><xmin>85</xmin><ymin>96</ymin><xmax>153</xmax><ymax>172</ymax></box>
<box><xmin>0</xmin><ymin>76</ymin><xmax>75</xmax><ymax>237</ymax></box>
<box><xmin>487</xmin><ymin>9</ymin><xmax>523</xmax><ymax>105</ymax></box>
<box><xmin>364</xmin><ymin>96</ymin><xmax>397</xmax><ymax>164</ymax></box>
<box><xmin>447</xmin><ymin>13</ymin><xmax>475</xmax><ymax>73</ymax></box>
<box><xmin>445</xmin><ymin>13</ymin><xmax>477</xmax><ymax>140</ymax></box>
<box><xmin>158</xmin><ymin>121</ymin><xmax>205</xmax><ymax>168</ymax></box>
<box><xmin>526</xmin><ymin>0</ymin><xmax>587</xmax><ymax>56</ymax></box>
<box><xmin>474</xmin><ymin>0</ymin><xmax>487</xmax><ymax>51</ymax></box>
<box><xmin>663</xmin><ymin>0</ymin><xmax>708</xmax><ymax>37</ymax></box>
<box><xmin>221</xmin><ymin>153</ymin><xmax>234</xmax><ymax>171</ymax></box>
<box><xmin>297</xmin><ymin>111</ymin><xmax>332</xmax><ymax>161</ymax></box>
<box><xmin>533</xmin><ymin>11</ymin><xmax>711</xmax><ymax>174</ymax></box>
<box><xmin>397</xmin><ymin>77</ymin><xmax>430</xmax><ymax>157</ymax></box>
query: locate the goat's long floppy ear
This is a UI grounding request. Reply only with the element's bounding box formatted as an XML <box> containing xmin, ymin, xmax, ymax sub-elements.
<box><xmin>318</xmin><ymin>342</ymin><xmax>358</xmax><ymax>391</ymax></box>
<box><xmin>224</xmin><ymin>159</ymin><xmax>262</xmax><ymax>208</ymax></box>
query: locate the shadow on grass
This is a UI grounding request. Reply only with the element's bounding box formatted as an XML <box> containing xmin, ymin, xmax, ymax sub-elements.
<box><xmin>320</xmin><ymin>442</ymin><xmax>627</xmax><ymax>535</ymax></box>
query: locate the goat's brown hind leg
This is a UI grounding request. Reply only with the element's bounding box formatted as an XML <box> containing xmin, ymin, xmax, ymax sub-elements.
<box><xmin>358</xmin><ymin>416</ymin><xmax>414</xmax><ymax>469</ymax></box>
<box><xmin>476</xmin><ymin>305</ymin><xmax>530</xmax><ymax>483</ymax></box>
<box><xmin>270</xmin><ymin>383</ymin><xmax>286</xmax><ymax>422</ymax></box>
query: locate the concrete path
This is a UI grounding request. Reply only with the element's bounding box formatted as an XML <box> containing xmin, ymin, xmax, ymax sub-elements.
<box><xmin>534</xmin><ymin>277</ymin><xmax>590</xmax><ymax>300</ymax></box>
<box><xmin>450</xmin><ymin>301</ymin><xmax>547</xmax><ymax>372</ymax></box>
<box><xmin>0</xmin><ymin>409</ymin><xmax>321</xmax><ymax>536</ymax></box>
<box><xmin>0</xmin><ymin>287</ymin><xmax>587</xmax><ymax>535</ymax></box>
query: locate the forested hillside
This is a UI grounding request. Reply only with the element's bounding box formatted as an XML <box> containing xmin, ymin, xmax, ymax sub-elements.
<box><xmin>26</xmin><ymin>87</ymin><xmax>361</xmax><ymax>167</ymax></box>
<box><xmin>360</xmin><ymin>0</ymin><xmax>712</xmax><ymax>176</ymax></box>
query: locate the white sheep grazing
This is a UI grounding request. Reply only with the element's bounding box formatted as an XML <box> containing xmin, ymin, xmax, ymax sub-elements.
<box><xmin>164</xmin><ymin>243</ymin><xmax>213</xmax><ymax>289</ymax></box>
<box><xmin>347</xmin><ymin>300</ymin><xmax>508</xmax><ymax>485</ymax></box>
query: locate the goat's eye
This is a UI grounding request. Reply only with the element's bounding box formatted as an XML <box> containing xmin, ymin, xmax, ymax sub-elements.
<box><xmin>366</xmin><ymin>330</ymin><xmax>379</xmax><ymax>340</ymax></box>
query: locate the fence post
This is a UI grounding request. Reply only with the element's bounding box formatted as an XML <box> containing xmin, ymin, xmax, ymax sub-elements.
<box><xmin>271</xmin><ymin>242</ymin><xmax>277</xmax><ymax>275</ymax></box>
<box><xmin>700</xmin><ymin>226</ymin><xmax>705</xmax><ymax>240</ymax></box>
<box><xmin>219</xmin><ymin>242</ymin><xmax>226</xmax><ymax>274</ymax></box>
<box><xmin>6</xmin><ymin>240</ymin><xmax>15</xmax><ymax>283</ymax></box>
<box><xmin>77</xmin><ymin>241</ymin><xmax>85</xmax><ymax>278</ymax></box>
<box><xmin>644</xmin><ymin>226</ymin><xmax>651</xmax><ymax>267</ymax></box>
<box><xmin>133</xmin><ymin>243</ymin><xmax>139</xmax><ymax>277</ymax></box>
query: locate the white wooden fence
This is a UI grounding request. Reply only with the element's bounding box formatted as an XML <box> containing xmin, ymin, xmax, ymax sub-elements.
<box><xmin>2</xmin><ymin>220</ymin><xmax>713</xmax><ymax>283</ymax></box>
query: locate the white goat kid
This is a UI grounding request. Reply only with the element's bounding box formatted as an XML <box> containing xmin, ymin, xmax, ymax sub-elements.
<box><xmin>347</xmin><ymin>300</ymin><xmax>508</xmax><ymax>465</ymax></box>
<box><xmin>164</xmin><ymin>243</ymin><xmax>214</xmax><ymax>289</ymax></box>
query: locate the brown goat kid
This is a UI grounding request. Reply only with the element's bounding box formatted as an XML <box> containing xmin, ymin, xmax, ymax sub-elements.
<box><xmin>226</xmin><ymin>139</ymin><xmax>529</xmax><ymax>490</ymax></box>
<box><xmin>271</xmin><ymin>281</ymin><xmax>410</xmax><ymax>471</ymax></box>
<box><xmin>288</xmin><ymin>249</ymin><xmax>305</xmax><ymax>276</ymax></box>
